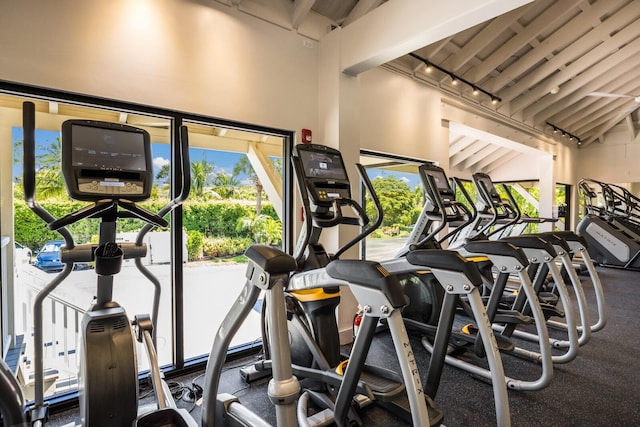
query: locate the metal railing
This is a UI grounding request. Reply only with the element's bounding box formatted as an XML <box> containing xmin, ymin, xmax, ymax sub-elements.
<box><xmin>16</xmin><ymin>265</ymin><xmax>85</xmax><ymax>398</ymax></box>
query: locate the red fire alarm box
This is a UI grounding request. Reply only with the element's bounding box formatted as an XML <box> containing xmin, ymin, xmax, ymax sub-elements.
<box><xmin>301</xmin><ymin>128</ymin><xmax>312</xmax><ymax>144</ymax></box>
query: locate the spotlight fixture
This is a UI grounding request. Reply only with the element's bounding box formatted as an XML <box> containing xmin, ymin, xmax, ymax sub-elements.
<box><xmin>409</xmin><ymin>52</ymin><xmax>502</xmax><ymax>105</ymax></box>
<box><xmin>546</xmin><ymin>122</ymin><xmax>580</xmax><ymax>143</ymax></box>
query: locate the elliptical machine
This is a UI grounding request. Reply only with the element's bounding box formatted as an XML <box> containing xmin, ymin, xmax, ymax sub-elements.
<box><xmin>284</xmin><ymin>143</ymin><xmax>439</xmax><ymax>426</ymax></box>
<box><xmin>22</xmin><ymin>102</ymin><xmax>196</xmax><ymax>426</ymax></box>
<box><xmin>0</xmin><ymin>357</ymin><xmax>27</xmax><ymax>426</ymax></box>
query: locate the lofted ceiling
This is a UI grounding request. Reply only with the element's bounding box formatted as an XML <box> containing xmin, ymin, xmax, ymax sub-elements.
<box><xmin>222</xmin><ymin>0</ymin><xmax>640</xmax><ymax>175</ymax></box>
<box><xmin>387</xmin><ymin>0</ymin><xmax>640</xmax><ymax>150</ymax></box>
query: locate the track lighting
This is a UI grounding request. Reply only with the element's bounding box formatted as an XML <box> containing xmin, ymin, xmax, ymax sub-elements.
<box><xmin>409</xmin><ymin>52</ymin><xmax>501</xmax><ymax>105</ymax></box>
<box><xmin>547</xmin><ymin>122</ymin><xmax>580</xmax><ymax>143</ymax></box>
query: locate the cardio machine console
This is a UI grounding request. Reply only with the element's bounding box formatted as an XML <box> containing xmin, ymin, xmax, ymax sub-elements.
<box><xmin>61</xmin><ymin>120</ymin><xmax>153</xmax><ymax>202</ymax></box>
<box><xmin>419</xmin><ymin>164</ymin><xmax>455</xmax><ymax>205</ymax></box>
<box><xmin>473</xmin><ymin>173</ymin><xmax>502</xmax><ymax>206</ymax></box>
<box><xmin>294</xmin><ymin>144</ymin><xmax>351</xmax><ymax>205</ymax></box>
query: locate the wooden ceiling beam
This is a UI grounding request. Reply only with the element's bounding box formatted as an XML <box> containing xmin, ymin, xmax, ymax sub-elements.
<box><xmin>546</xmin><ymin>68</ymin><xmax>640</xmax><ymax>126</ymax></box>
<box><xmin>442</xmin><ymin>6</ymin><xmax>528</xmax><ymax>73</ymax></box>
<box><xmin>581</xmin><ymin>105</ymin><xmax>640</xmax><ymax>147</ymax></box>
<box><xmin>510</xmin><ymin>14</ymin><xmax>640</xmax><ymax>115</ymax></box>
<box><xmin>471</xmin><ymin>1</ymin><xmax>579</xmax><ymax>82</ymax></box>
<box><xmin>488</xmin><ymin>0</ymin><xmax>622</xmax><ymax>93</ymax></box>
<box><xmin>560</xmin><ymin>82</ymin><xmax>640</xmax><ymax>130</ymax></box>
<box><xmin>462</xmin><ymin>144</ymin><xmax>503</xmax><ymax>170</ymax></box>
<box><xmin>469</xmin><ymin>147</ymin><xmax>514</xmax><ymax>173</ymax></box>
<box><xmin>450</xmin><ymin>140</ymin><xmax>490</xmax><ymax>167</ymax></box>
<box><xmin>292</xmin><ymin>0</ymin><xmax>316</xmax><ymax>30</ymax></box>
<box><xmin>342</xmin><ymin>0</ymin><xmax>383</xmax><ymax>26</ymax></box>
<box><xmin>522</xmin><ymin>35</ymin><xmax>640</xmax><ymax>122</ymax></box>
<box><xmin>449</xmin><ymin>134</ymin><xmax>478</xmax><ymax>155</ymax></box>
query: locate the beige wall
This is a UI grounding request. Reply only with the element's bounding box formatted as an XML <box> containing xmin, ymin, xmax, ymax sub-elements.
<box><xmin>577</xmin><ymin>129</ymin><xmax>640</xmax><ymax>184</ymax></box>
<box><xmin>0</xmin><ymin>0</ymin><xmax>318</xmax><ymax>133</ymax></box>
<box><xmin>358</xmin><ymin>68</ymin><xmax>449</xmax><ymax>165</ymax></box>
<box><xmin>0</xmin><ymin>1</ymin><xmax>585</xmax><ymax>187</ymax></box>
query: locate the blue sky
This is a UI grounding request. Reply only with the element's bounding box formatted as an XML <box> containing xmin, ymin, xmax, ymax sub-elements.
<box><xmin>12</xmin><ymin>127</ymin><xmax>250</xmax><ymax>183</ymax></box>
<box><xmin>367</xmin><ymin>169</ymin><xmax>420</xmax><ymax>189</ymax></box>
<box><xmin>12</xmin><ymin>127</ymin><xmax>419</xmax><ymax>189</ymax></box>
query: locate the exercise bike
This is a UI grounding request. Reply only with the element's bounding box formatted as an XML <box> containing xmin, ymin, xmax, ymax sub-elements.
<box><xmin>22</xmin><ymin>101</ymin><xmax>196</xmax><ymax>427</ymax></box>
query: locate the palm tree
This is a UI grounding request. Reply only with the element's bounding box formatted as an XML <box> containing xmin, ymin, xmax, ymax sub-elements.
<box><xmin>212</xmin><ymin>171</ymin><xmax>240</xmax><ymax>199</ymax></box>
<box><xmin>233</xmin><ymin>155</ymin><xmax>263</xmax><ymax>214</ymax></box>
<box><xmin>36</xmin><ymin>167</ymin><xmax>66</xmax><ymax>199</ymax></box>
<box><xmin>191</xmin><ymin>155</ymin><xmax>215</xmax><ymax>198</ymax></box>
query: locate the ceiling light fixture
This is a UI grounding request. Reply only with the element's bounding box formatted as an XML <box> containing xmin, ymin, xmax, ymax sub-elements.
<box><xmin>409</xmin><ymin>52</ymin><xmax>502</xmax><ymax>105</ymax></box>
<box><xmin>547</xmin><ymin>122</ymin><xmax>580</xmax><ymax>143</ymax></box>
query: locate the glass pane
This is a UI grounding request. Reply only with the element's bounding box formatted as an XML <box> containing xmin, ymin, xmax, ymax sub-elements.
<box><xmin>182</xmin><ymin>123</ymin><xmax>284</xmax><ymax>359</ymax></box>
<box><xmin>10</xmin><ymin>98</ymin><xmax>172</xmax><ymax>398</ymax></box>
<box><xmin>360</xmin><ymin>154</ymin><xmax>423</xmax><ymax>262</ymax></box>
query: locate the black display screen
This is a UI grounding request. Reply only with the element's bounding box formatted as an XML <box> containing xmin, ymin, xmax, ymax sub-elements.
<box><xmin>70</xmin><ymin>124</ymin><xmax>147</xmax><ymax>172</ymax></box>
<box><xmin>298</xmin><ymin>149</ymin><xmax>347</xmax><ymax>180</ymax></box>
<box><xmin>475</xmin><ymin>174</ymin><xmax>500</xmax><ymax>199</ymax></box>
<box><xmin>426</xmin><ymin>169</ymin><xmax>451</xmax><ymax>192</ymax></box>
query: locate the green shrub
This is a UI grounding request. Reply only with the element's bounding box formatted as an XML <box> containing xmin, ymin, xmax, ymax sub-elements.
<box><xmin>235</xmin><ymin>213</ymin><xmax>282</xmax><ymax>246</ymax></box>
<box><xmin>202</xmin><ymin>236</ymin><xmax>253</xmax><ymax>258</ymax></box>
<box><xmin>186</xmin><ymin>230</ymin><xmax>204</xmax><ymax>260</ymax></box>
<box><xmin>14</xmin><ymin>199</ymin><xmax>279</xmax><ymax>252</ymax></box>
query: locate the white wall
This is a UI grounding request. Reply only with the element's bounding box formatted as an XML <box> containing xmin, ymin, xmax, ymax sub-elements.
<box><xmin>359</xmin><ymin>68</ymin><xmax>449</xmax><ymax>164</ymax></box>
<box><xmin>0</xmin><ymin>0</ymin><xmax>318</xmax><ymax>133</ymax></box>
<box><xmin>577</xmin><ymin>129</ymin><xmax>640</xmax><ymax>184</ymax></box>
<box><xmin>358</xmin><ymin>68</ymin><xmax>578</xmax><ymax>185</ymax></box>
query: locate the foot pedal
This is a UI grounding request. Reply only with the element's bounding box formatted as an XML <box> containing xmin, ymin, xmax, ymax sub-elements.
<box><xmin>239</xmin><ymin>364</ymin><xmax>271</xmax><ymax>384</ymax></box>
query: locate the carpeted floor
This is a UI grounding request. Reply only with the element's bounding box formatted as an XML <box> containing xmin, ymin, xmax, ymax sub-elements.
<box><xmin>47</xmin><ymin>266</ymin><xmax>640</xmax><ymax>426</ymax></box>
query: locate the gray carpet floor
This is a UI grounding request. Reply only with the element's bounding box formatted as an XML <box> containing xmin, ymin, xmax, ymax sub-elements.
<box><xmin>47</xmin><ymin>266</ymin><xmax>640</xmax><ymax>426</ymax></box>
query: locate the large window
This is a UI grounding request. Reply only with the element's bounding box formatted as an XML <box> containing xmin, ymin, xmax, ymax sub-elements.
<box><xmin>0</xmin><ymin>89</ymin><xmax>291</xmax><ymax>402</ymax></box>
<box><xmin>179</xmin><ymin>121</ymin><xmax>284</xmax><ymax>360</ymax></box>
<box><xmin>359</xmin><ymin>151</ymin><xmax>425</xmax><ymax>262</ymax></box>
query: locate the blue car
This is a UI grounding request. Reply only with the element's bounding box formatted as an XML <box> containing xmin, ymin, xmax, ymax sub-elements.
<box><xmin>33</xmin><ymin>240</ymin><xmax>65</xmax><ymax>272</ymax></box>
<box><xmin>34</xmin><ymin>240</ymin><xmax>92</xmax><ymax>272</ymax></box>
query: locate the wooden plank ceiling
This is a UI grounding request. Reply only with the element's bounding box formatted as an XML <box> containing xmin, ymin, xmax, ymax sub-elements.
<box><xmin>223</xmin><ymin>1</ymin><xmax>640</xmax><ymax>169</ymax></box>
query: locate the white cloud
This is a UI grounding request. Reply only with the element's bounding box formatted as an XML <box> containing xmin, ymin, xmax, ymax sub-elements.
<box><xmin>401</xmin><ymin>176</ymin><xmax>410</xmax><ymax>184</ymax></box>
<box><xmin>153</xmin><ymin>157</ymin><xmax>170</xmax><ymax>169</ymax></box>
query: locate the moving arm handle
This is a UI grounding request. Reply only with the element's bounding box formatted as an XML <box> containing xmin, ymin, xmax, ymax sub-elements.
<box><xmin>291</xmin><ymin>154</ymin><xmax>314</xmax><ymax>265</ymax></box>
<box><xmin>332</xmin><ymin>163</ymin><xmax>381</xmax><ymax>260</ymax></box>
<box><xmin>135</xmin><ymin>124</ymin><xmax>191</xmax><ymax>245</ymax></box>
<box><xmin>22</xmin><ymin>101</ymin><xmax>74</xmax><ymax>247</ymax></box>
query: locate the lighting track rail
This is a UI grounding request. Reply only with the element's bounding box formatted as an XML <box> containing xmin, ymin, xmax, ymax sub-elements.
<box><xmin>546</xmin><ymin>122</ymin><xmax>581</xmax><ymax>144</ymax></box>
<box><xmin>409</xmin><ymin>52</ymin><xmax>501</xmax><ymax>105</ymax></box>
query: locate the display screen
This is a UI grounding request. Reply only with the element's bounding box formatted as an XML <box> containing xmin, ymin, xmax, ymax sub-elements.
<box><xmin>70</xmin><ymin>124</ymin><xmax>147</xmax><ymax>172</ymax></box>
<box><xmin>475</xmin><ymin>175</ymin><xmax>500</xmax><ymax>199</ymax></box>
<box><xmin>425</xmin><ymin>169</ymin><xmax>451</xmax><ymax>192</ymax></box>
<box><xmin>298</xmin><ymin>149</ymin><xmax>347</xmax><ymax>180</ymax></box>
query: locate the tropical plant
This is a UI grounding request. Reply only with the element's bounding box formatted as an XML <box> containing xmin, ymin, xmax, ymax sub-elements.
<box><xmin>366</xmin><ymin>175</ymin><xmax>421</xmax><ymax>228</ymax></box>
<box><xmin>191</xmin><ymin>155</ymin><xmax>215</xmax><ymax>197</ymax></box>
<box><xmin>235</xmin><ymin>212</ymin><xmax>282</xmax><ymax>245</ymax></box>
<box><xmin>36</xmin><ymin>167</ymin><xmax>66</xmax><ymax>199</ymax></box>
<box><xmin>212</xmin><ymin>171</ymin><xmax>240</xmax><ymax>198</ymax></box>
<box><xmin>233</xmin><ymin>155</ymin><xmax>263</xmax><ymax>214</ymax></box>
